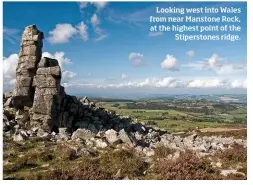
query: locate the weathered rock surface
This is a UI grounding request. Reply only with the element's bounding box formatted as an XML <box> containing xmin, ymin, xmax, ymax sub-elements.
<box><xmin>12</xmin><ymin>130</ymin><xmax>29</xmax><ymax>141</ymax></box>
<box><xmin>30</xmin><ymin>57</ymin><xmax>64</xmax><ymax>131</ymax></box>
<box><xmin>71</xmin><ymin>129</ymin><xmax>96</xmax><ymax>141</ymax></box>
<box><xmin>12</xmin><ymin>25</ymin><xmax>43</xmax><ymax>109</ymax></box>
<box><xmin>105</xmin><ymin>129</ymin><xmax>120</xmax><ymax>144</ymax></box>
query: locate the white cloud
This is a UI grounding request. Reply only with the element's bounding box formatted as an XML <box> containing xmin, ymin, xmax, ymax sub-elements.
<box><xmin>91</xmin><ymin>15</ymin><xmax>107</xmax><ymax>41</ymax></box>
<box><xmin>78</xmin><ymin>2</ymin><xmax>88</xmax><ymax>9</ymax></box>
<box><xmin>149</xmin><ymin>32</ymin><xmax>163</xmax><ymax>37</ymax></box>
<box><xmin>207</xmin><ymin>53</ymin><xmax>220</xmax><ymax>69</ymax></box>
<box><xmin>76</xmin><ymin>21</ymin><xmax>89</xmax><ymax>41</ymax></box>
<box><xmin>187</xmin><ymin>78</ymin><xmax>228</xmax><ymax>88</ymax></box>
<box><xmin>91</xmin><ymin>14</ymin><xmax>100</xmax><ymax>26</ymax></box>
<box><xmin>78</xmin><ymin>2</ymin><xmax>108</xmax><ymax>12</ymax></box>
<box><xmin>48</xmin><ymin>24</ymin><xmax>77</xmax><ymax>44</ymax></box>
<box><xmin>181</xmin><ymin>61</ymin><xmax>206</xmax><ymax>70</ymax></box>
<box><xmin>78</xmin><ymin>2</ymin><xmax>108</xmax><ymax>42</ymax></box>
<box><xmin>216</xmin><ymin>63</ymin><xmax>246</xmax><ymax>75</ymax></box>
<box><xmin>3</xmin><ymin>54</ymin><xmax>19</xmax><ymax>91</ymax></box>
<box><xmin>182</xmin><ymin>53</ymin><xmax>246</xmax><ymax>75</ymax></box>
<box><xmin>186</xmin><ymin>50</ymin><xmax>195</xmax><ymax>57</ymax></box>
<box><xmin>231</xmin><ymin>79</ymin><xmax>247</xmax><ymax>88</ymax></box>
<box><xmin>62</xmin><ymin>76</ymin><xmax>247</xmax><ymax>90</ymax></box>
<box><xmin>156</xmin><ymin>77</ymin><xmax>179</xmax><ymax>88</ymax></box>
<box><xmin>3</xmin><ymin>54</ymin><xmax>18</xmax><ymax>79</ymax></box>
<box><xmin>92</xmin><ymin>2</ymin><xmax>108</xmax><ymax>10</ymax></box>
<box><xmin>129</xmin><ymin>52</ymin><xmax>145</xmax><ymax>66</ymax></box>
<box><xmin>129</xmin><ymin>53</ymin><xmax>144</xmax><ymax>60</ymax></box>
<box><xmin>161</xmin><ymin>54</ymin><xmax>179</xmax><ymax>71</ymax></box>
<box><xmin>95</xmin><ymin>34</ymin><xmax>107</xmax><ymax>41</ymax></box>
<box><xmin>121</xmin><ymin>74</ymin><xmax>128</xmax><ymax>79</ymax></box>
<box><xmin>62</xmin><ymin>70</ymin><xmax>77</xmax><ymax>83</ymax></box>
<box><xmin>3</xmin><ymin>27</ymin><xmax>20</xmax><ymax>44</ymax></box>
<box><xmin>48</xmin><ymin>22</ymin><xmax>89</xmax><ymax>44</ymax></box>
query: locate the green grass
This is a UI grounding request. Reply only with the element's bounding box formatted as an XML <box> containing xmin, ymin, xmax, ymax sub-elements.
<box><xmin>155</xmin><ymin>120</ymin><xmax>225</xmax><ymax>132</ymax></box>
<box><xmin>101</xmin><ymin>102</ymin><xmax>245</xmax><ymax>132</ymax></box>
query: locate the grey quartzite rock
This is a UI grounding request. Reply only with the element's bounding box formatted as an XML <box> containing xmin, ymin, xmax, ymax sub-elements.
<box><xmin>12</xmin><ymin>25</ymin><xmax>43</xmax><ymax>109</ymax></box>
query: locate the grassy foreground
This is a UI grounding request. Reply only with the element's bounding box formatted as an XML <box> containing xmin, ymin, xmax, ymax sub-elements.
<box><xmin>3</xmin><ymin>133</ymin><xmax>247</xmax><ymax>180</ymax></box>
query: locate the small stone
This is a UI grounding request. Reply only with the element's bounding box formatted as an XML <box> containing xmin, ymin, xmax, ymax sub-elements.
<box><xmin>31</xmin><ymin>127</ymin><xmax>39</xmax><ymax>132</ymax></box>
<box><xmin>172</xmin><ymin>151</ymin><xmax>180</xmax><ymax>161</ymax></box>
<box><xmin>94</xmin><ymin>139</ymin><xmax>108</xmax><ymax>148</ymax></box>
<box><xmin>220</xmin><ymin>169</ymin><xmax>239</xmax><ymax>176</ymax></box>
<box><xmin>123</xmin><ymin>176</ymin><xmax>129</xmax><ymax>180</ymax></box>
<box><xmin>167</xmin><ymin>154</ymin><xmax>173</xmax><ymax>160</ymax></box>
<box><xmin>41</xmin><ymin>163</ymin><xmax>50</xmax><ymax>168</ymax></box>
<box><xmin>13</xmin><ymin>134</ymin><xmax>24</xmax><ymax>141</ymax></box>
<box><xmin>143</xmin><ymin>147</ymin><xmax>155</xmax><ymax>157</ymax></box>
<box><xmin>216</xmin><ymin>162</ymin><xmax>222</xmax><ymax>168</ymax></box>
<box><xmin>134</xmin><ymin>132</ymin><xmax>143</xmax><ymax>141</ymax></box>
<box><xmin>118</xmin><ymin>129</ymin><xmax>135</xmax><ymax>146</ymax></box>
<box><xmin>135</xmin><ymin>146</ymin><xmax>143</xmax><ymax>152</ymax></box>
<box><xmin>37</xmin><ymin>129</ymin><xmax>49</xmax><ymax>138</ymax></box>
<box><xmin>77</xmin><ymin>148</ymin><xmax>90</xmax><ymax>156</ymax></box>
<box><xmin>71</xmin><ymin>129</ymin><xmax>96</xmax><ymax>141</ymax></box>
<box><xmin>96</xmin><ymin>131</ymin><xmax>105</xmax><ymax>138</ymax></box>
<box><xmin>13</xmin><ymin>130</ymin><xmax>29</xmax><ymax>141</ymax></box>
<box><xmin>105</xmin><ymin>129</ymin><xmax>120</xmax><ymax>144</ymax></box>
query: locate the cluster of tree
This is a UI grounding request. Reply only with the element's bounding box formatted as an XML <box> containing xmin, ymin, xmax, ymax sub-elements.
<box><xmin>213</xmin><ymin>103</ymin><xmax>237</xmax><ymax>111</ymax></box>
<box><xmin>124</xmin><ymin>101</ymin><xmax>241</xmax><ymax>114</ymax></box>
<box><xmin>125</xmin><ymin>102</ymin><xmax>215</xmax><ymax>114</ymax></box>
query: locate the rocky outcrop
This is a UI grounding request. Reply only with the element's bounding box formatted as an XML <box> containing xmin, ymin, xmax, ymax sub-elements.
<box><xmin>2</xmin><ymin>25</ymin><xmax>247</xmax><ymax>159</ymax></box>
<box><xmin>12</xmin><ymin>25</ymin><xmax>44</xmax><ymax>109</ymax></box>
<box><xmin>30</xmin><ymin>57</ymin><xmax>64</xmax><ymax>131</ymax></box>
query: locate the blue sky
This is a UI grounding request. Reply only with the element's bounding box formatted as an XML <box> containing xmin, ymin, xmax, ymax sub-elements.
<box><xmin>3</xmin><ymin>1</ymin><xmax>247</xmax><ymax>96</ymax></box>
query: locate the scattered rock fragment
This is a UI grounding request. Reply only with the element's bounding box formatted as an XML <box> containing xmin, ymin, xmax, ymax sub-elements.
<box><xmin>105</xmin><ymin>129</ymin><xmax>120</xmax><ymax>144</ymax></box>
<box><xmin>71</xmin><ymin>129</ymin><xmax>96</xmax><ymax>141</ymax></box>
<box><xmin>220</xmin><ymin>169</ymin><xmax>245</xmax><ymax>177</ymax></box>
<box><xmin>13</xmin><ymin>130</ymin><xmax>29</xmax><ymax>141</ymax></box>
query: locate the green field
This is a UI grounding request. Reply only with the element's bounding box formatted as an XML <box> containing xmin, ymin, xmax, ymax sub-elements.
<box><xmin>100</xmin><ymin>100</ymin><xmax>246</xmax><ymax>133</ymax></box>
